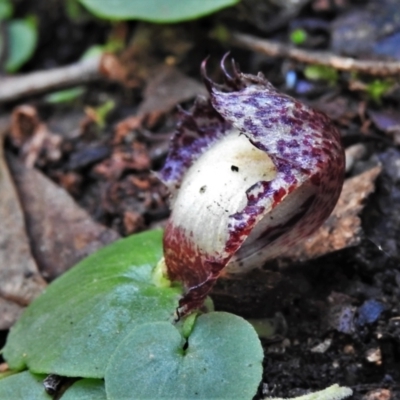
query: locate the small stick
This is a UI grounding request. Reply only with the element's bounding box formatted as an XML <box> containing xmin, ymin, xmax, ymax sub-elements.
<box><xmin>263</xmin><ymin>384</ymin><xmax>352</xmax><ymax>400</ymax></box>
<box><xmin>0</xmin><ymin>53</ymin><xmax>123</xmax><ymax>103</ymax></box>
<box><xmin>232</xmin><ymin>32</ymin><xmax>400</xmax><ymax>77</ymax></box>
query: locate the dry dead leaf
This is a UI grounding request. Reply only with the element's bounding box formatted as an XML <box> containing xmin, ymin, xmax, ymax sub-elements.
<box><xmin>123</xmin><ymin>210</ymin><xmax>145</xmax><ymax>235</ymax></box>
<box><xmin>138</xmin><ymin>65</ymin><xmax>207</xmax><ymax>117</ymax></box>
<box><xmin>93</xmin><ymin>141</ymin><xmax>150</xmax><ymax>181</ymax></box>
<box><xmin>10</xmin><ymin>105</ymin><xmax>62</xmax><ymax>168</ymax></box>
<box><xmin>284</xmin><ymin>165</ymin><xmax>382</xmax><ymax>261</ymax></box>
<box><xmin>7</xmin><ymin>155</ymin><xmax>120</xmax><ymax>281</ymax></box>
<box><xmin>363</xmin><ymin>388</ymin><xmax>392</xmax><ymax>400</ymax></box>
<box><xmin>0</xmin><ymin>298</ymin><xmax>24</xmax><ymax>330</ymax></box>
<box><xmin>0</xmin><ymin>135</ymin><xmax>46</xmax><ymax>329</ymax></box>
<box><xmin>99</xmin><ymin>53</ymin><xmax>128</xmax><ymax>83</ymax></box>
<box><xmin>119</xmin><ymin>23</ymin><xmax>193</xmax><ymax>88</ymax></box>
<box><xmin>116</xmin><ymin>65</ymin><xmax>206</xmax><ymax>138</ymax></box>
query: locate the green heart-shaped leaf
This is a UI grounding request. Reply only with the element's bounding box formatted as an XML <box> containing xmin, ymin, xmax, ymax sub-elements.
<box><xmin>3</xmin><ymin>230</ymin><xmax>181</xmax><ymax>378</ymax></box>
<box><xmin>78</xmin><ymin>0</ymin><xmax>239</xmax><ymax>23</ymax></box>
<box><xmin>0</xmin><ymin>374</ymin><xmax>106</xmax><ymax>400</ymax></box>
<box><xmin>4</xmin><ymin>18</ymin><xmax>38</xmax><ymax>72</ymax></box>
<box><xmin>61</xmin><ymin>379</ymin><xmax>106</xmax><ymax>400</ymax></box>
<box><xmin>105</xmin><ymin>312</ymin><xmax>263</xmax><ymax>400</ymax></box>
<box><xmin>0</xmin><ymin>371</ymin><xmax>50</xmax><ymax>400</ymax></box>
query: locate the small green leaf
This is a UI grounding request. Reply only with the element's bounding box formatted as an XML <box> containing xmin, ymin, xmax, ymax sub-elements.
<box><xmin>3</xmin><ymin>230</ymin><xmax>182</xmax><ymax>378</ymax></box>
<box><xmin>80</xmin><ymin>37</ymin><xmax>124</xmax><ymax>60</ymax></box>
<box><xmin>0</xmin><ymin>0</ymin><xmax>13</xmax><ymax>20</ymax></box>
<box><xmin>80</xmin><ymin>44</ymin><xmax>105</xmax><ymax>60</ymax></box>
<box><xmin>88</xmin><ymin>99</ymin><xmax>115</xmax><ymax>128</ymax></box>
<box><xmin>0</xmin><ymin>371</ymin><xmax>51</xmax><ymax>400</ymax></box>
<box><xmin>304</xmin><ymin>65</ymin><xmax>338</xmax><ymax>85</ymax></box>
<box><xmin>210</xmin><ymin>24</ymin><xmax>231</xmax><ymax>44</ymax></box>
<box><xmin>45</xmin><ymin>87</ymin><xmax>85</xmax><ymax>104</ymax></box>
<box><xmin>4</xmin><ymin>17</ymin><xmax>38</xmax><ymax>72</ymax></box>
<box><xmin>181</xmin><ymin>311</ymin><xmax>198</xmax><ymax>338</ymax></box>
<box><xmin>290</xmin><ymin>29</ymin><xmax>307</xmax><ymax>45</ymax></box>
<box><xmin>248</xmin><ymin>317</ymin><xmax>281</xmax><ymax>339</ymax></box>
<box><xmin>61</xmin><ymin>379</ymin><xmax>106</xmax><ymax>400</ymax></box>
<box><xmin>365</xmin><ymin>79</ymin><xmax>393</xmax><ymax>103</ymax></box>
<box><xmin>105</xmin><ymin>312</ymin><xmax>263</xmax><ymax>400</ymax></box>
<box><xmin>77</xmin><ymin>0</ymin><xmax>240</xmax><ymax>23</ymax></box>
<box><xmin>64</xmin><ymin>0</ymin><xmax>89</xmax><ymax>23</ymax></box>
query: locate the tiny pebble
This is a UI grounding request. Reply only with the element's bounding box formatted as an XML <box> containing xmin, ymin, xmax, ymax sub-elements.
<box><xmin>365</xmin><ymin>347</ymin><xmax>382</xmax><ymax>364</ymax></box>
<box><xmin>0</xmin><ymin>363</ymin><xmax>9</xmax><ymax>372</ymax></box>
<box><xmin>362</xmin><ymin>388</ymin><xmax>391</xmax><ymax>400</ymax></box>
<box><xmin>357</xmin><ymin>299</ymin><xmax>386</xmax><ymax>326</ymax></box>
<box><xmin>310</xmin><ymin>338</ymin><xmax>332</xmax><ymax>353</ymax></box>
<box><xmin>343</xmin><ymin>344</ymin><xmax>355</xmax><ymax>354</ymax></box>
<box><xmin>345</xmin><ymin>143</ymin><xmax>368</xmax><ymax>172</ymax></box>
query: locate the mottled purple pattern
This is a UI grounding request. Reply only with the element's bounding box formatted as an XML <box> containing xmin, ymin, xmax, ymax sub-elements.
<box><xmin>159</xmin><ymin>96</ymin><xmax>230</xmax><ymax>193</ymax></box>
<box><xmin>162</xmin><ymin>60</ymin><xmax>345</xmax><ymax>316</ymax></box>
<box><xmin>208</xmin><ymin>72</ymin><xmax>345</xmax><ymax>268</ymax></box>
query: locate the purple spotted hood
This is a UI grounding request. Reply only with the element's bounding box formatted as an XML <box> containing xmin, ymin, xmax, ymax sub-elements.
<box><xmin>159</xmin><ymin>57</ymin><xmax>345</xmax><ymax>316</ymax></box>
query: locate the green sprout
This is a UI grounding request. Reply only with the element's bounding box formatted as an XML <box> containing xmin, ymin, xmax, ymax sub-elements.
<box><xmin>290</xmin><ymin>28</ymin><xmax>307</xmax><ymax>45</ymax></box>
<box><xmin>365</xmin><ymin>79</ymin><xmax>393</xmax><ymax>104</ymax></box>
<box><xmin>304</xmin><ymin>65</ymin><xmax>338</xmax><ymax>85</ymax></box>
<box><xmin>85</xmin><ymin>99</ymin><xmax>115</xmax><ymax>129</ymax></box>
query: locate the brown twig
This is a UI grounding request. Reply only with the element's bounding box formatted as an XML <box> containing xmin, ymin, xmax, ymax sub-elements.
<box><xmin>0</xmin><ymin>53</ymin><xmax>125</xmax><ymax>103</ymax></box>
<box><xmin>231</xmin><ymin>32</ymin><xmax>400</xmax><ymax>77</ymax></box>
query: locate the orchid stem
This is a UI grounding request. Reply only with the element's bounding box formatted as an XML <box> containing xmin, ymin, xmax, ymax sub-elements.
<box><xmin>152</xmin><ymin>257</ymin><xmax>171</xmax><ymax>288</ymax></box>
